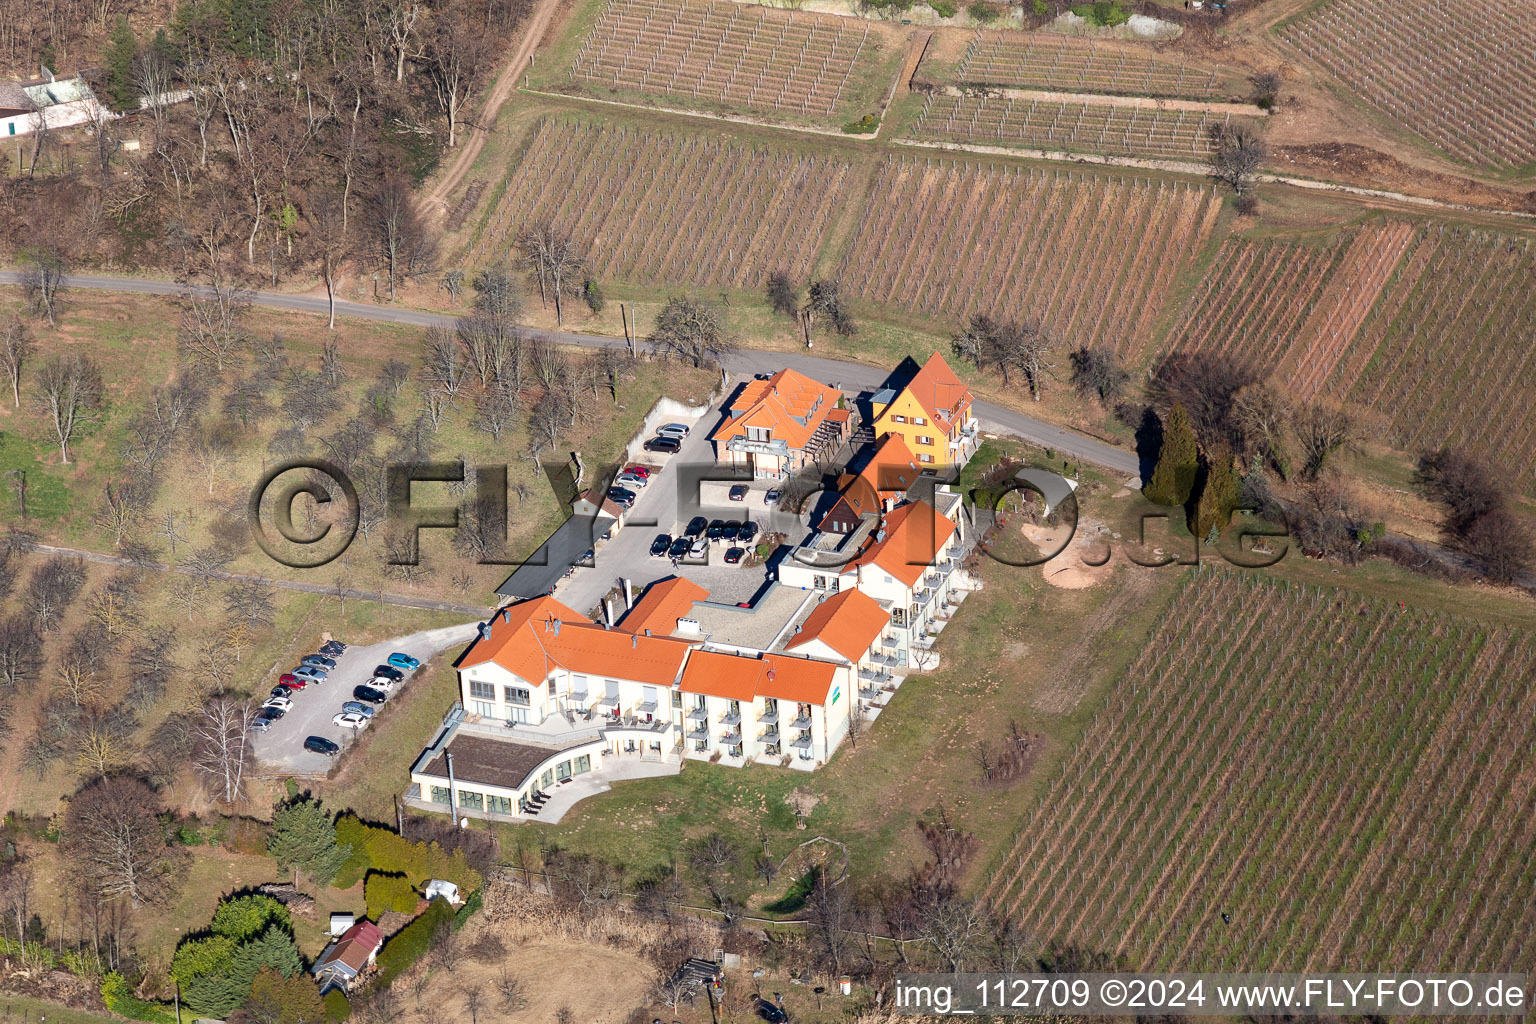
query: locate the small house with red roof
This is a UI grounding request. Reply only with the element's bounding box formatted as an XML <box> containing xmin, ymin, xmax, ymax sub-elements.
<box><xmin>312</xmin><ymin>919</ymin><xmax>383</xmax><ymax>994</ymax></box>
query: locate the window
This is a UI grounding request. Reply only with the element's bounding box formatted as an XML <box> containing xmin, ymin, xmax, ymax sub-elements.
<box><xmin>570</xmin><ymin>674</ymin><xmax>588</xmax><ymax>696</ymax></box>
<box><xmin>469</xmin><ymin>680</ymin><xmax>495</xmax><ymax>700</ymax></box>
<box><xmin>458</xmin><ymin>791</ymin><xmax>484</xmax><ymax>811</ymax></box>
<box><xmin>430</xmin><ymin>786</ymin><xmax>450</xmax><ymax>805</ymax></box>
<box><xmin>919</xmin><ymin>454</ymin><xmax>934</xmax><ymax>464</ymax></box>
<box><xmin>504</xmin><ymin>686</ymin><xmax>530</xmax><ymax>706</ymax></box>
<box><xmin>470</xmin><ymin>700</ymin><xmax>495</xmax><ymax>718</ymax></box>
<box><xmin>917</xmin><ymin>435</ymin><xmax>934</xmax><ymax>446</ymax></box>
<box><xmin>574</xmin><ymin>754</ymin><xmax>592</xmax><ymax>775</ymax></box>
<box><xmin>487</xmin><ymin>794</ymin><xmax>512</xmax><ymax>815</ymax></box>
<box><xmin>891</xmin><ymin>414</ymin><xmax>906</xmax><ymax>423</ymax></box>
<box><xmin>747</xmin><ymin>425</ymin><xmax>771</xmax><ymax>441</ymax></box>
<box><xmin>541</xmin><ymin>769</ymin><xmax>554</xmax><ymax>789</ymax></box>
<box><xmin>914</xmin><ymin>416</ymin><xmax>927</xmax><ymax>426</ymax></box>
<box><xmin>672</xmin><ymin>690</ymin><xmax>682</xmax><ymax>708</ymax></box>
<box><xmin>556</xmin><ymin>761</ymin><xmax>572</xmax><ymax>781</ymax></box>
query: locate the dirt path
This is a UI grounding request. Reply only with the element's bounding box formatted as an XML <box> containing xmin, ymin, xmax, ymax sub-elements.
<box><xmin>941</xmin><ymin>85</ymin><xmax>1267</xmax><ymax>116</ymax></box>
<box><xmin>423</xmin><ymin>0</ymin><xmax>565</xmax><ymax>216</ymax></box>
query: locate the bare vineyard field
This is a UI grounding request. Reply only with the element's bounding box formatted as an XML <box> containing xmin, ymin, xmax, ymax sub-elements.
<box><xmin>907</xmin><ymin>93</ymin><xmax>1249</xmax><ymax>162</ymax></box>
<box><xmin>837</xmin><ymin>156</ymin><xmax>1220</xmax><ymax>352</ymax></box>
<box><xmin>985</xmin><ymin>570</ymin><xmax>1536</xmax><ymax>976</ymax></box>
<box><xmin>568</xmin><ymin>0</ymin><xmax>871</xmax><ymax>118</ymax></box>
<box><xmin>1155</xmin><ymin>223</ymin><xmax>1536</xmax><ymax>490</ymax></box>
<box><xmin>952</xmin><ymin>31</ymin><xmax>1233</xmax><ymax>100</ymax></box>
<box><xmin>471</xmin><ymin>117</ymin><xmax>854</xmax><ymax>289</ymax></box>
<box><xmin>1279</xmin><ymin>0</ymin><xmax>1536</xmax><ymax>170</ymax></box>
<box><xmin>1337</xmin><ymin>227</ymin><xmax>1536</xmax><ymax>486</ymax></box>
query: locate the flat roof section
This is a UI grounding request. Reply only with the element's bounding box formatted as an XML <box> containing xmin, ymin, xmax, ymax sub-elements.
<box><xmin>418</xmin><ymin>733</ymin><xmax>561</xmax><ymax>792</ymax></box>
<box><xmin>683</xmin><ymin>585</ymin><xmax>815</xmax><ymax>651</ymax></box>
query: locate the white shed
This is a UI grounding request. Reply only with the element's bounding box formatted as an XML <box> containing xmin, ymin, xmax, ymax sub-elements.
<box><xmin>329</xmin><ymin>912</ymin><xmax>356</xmax><ymax>936</ymax></box>
<box><xmin>422</xmin><ymin>879</ymin><xmax>462</xmax><ymax>904</ymax></box>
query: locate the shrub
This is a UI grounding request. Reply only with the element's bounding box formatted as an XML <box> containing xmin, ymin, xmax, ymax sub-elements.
<box><xmin>969</xmin><ymin>1</ymin><xmax>1000</xmax><ymax>20</ymax></box>
<box><xmin>842</xmin><ymin>113</ymin><xmax>880</xmax><ymax>135</ymax></box>
<box><xmin>1143</xmin><ymin>404</ymin><xmax>1198</xmax><ymax>507</ymax></box>
<box><xmin>331</xmin><ymin>814</ymin><xmax>482</xmax><ymax>893</ymax></box>
<box><xmin>374</xmin><ymin>898</ymin><xmax>456</xmax><ymax>986</ymax></box>
<box><xmin>365</xmin><ymin>872</ymin><xmax>419</xmax><ymax>918</ymax></box>
<box><xmin>582</xmin><ymin>279</ymin><xmax>605</xmax><ymax>314</ymax></box>
<box><xmin>1033</xmin><ymin>0</ymin><xmax>1048</xmax><ymax>13</ymax></box>
<box><xmin>1075</xmin><ymin>0</ymin><xmax>1128</xmax><ymax>24</ymax></box>
<box><xmin>102</xmin><ymin>972</ymin><xmax>177</xmax><ymax>1024</ymax></box>
<box><xmin>928</xmin><ymin>0</ymin><xmax>958</xmax><ymax>16</ymax></box>
<box><xmin>323</xmin><ymin>989</ymin><xmax>351</xmax><ymax>1023</ymax></box>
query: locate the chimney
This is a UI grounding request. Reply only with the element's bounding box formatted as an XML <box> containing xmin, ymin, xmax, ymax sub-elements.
<box><xmin>478</xmin><ymin>622</ymin><xmax>492</xmax><ymax>640</ymax></box>
<box><xmin>502</xmin><ymin>608</ymin><xmax>511</xmax><ymax>624</ymax></box>
<box><xmin>603</xmin><ymin>598</ymin><xmax>614</xmax><ymax>628</ymax></box>
<box><xmin>552</xmin><ymin>619</ymin><xmax>562</xmax><ymax>636</ymax></box>
<box><xmin>631</xmin><ymin>634</ymin><xmax>638</xmax><ymax>648</ymax></box>
<box><xmin>623</xmin><ymin>578</ymin><xmax>635</xmax><ymax>610</ymax></box>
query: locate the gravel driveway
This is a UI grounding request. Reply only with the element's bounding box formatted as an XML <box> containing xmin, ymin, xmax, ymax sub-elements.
<box><xmin>252</xmin><ymin>621</ymin><xmax>483</xmax><ymax>774</ymax></box>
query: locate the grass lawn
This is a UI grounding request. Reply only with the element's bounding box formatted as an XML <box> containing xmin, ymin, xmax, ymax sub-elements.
<box><xmin>0</xmin><ymin>995</ymin><xmax>122</xmax><ymax>1024</ymax></box>
<box><xmin>502</xmin><ymin>544</ymin><xmax>1183</xmax><ymax>909</ymax></box>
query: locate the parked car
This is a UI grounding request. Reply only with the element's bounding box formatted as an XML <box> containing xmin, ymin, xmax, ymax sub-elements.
<box><xmin>624</xmin><ymin>465</ymin><xmax>653</xmax><ymax>481</ymax></box>
<box><xmin>651</xmin><ymin>534</ymin><xmax>673</xmax><ymax>557</ymax></box>
<box><xmin>262</xmin><ymin>695</ymin><xmax>292</xmax><ymax>711</ymax></box>
<box><xmin>341</xmin><ymin>701</ymin><xmax>377</xmax><ymax>718</ymax></box>
<box><xmin>739</xmin><ymin>521</ymin><xmax>760</xmax><ymax>543</ymax></box>
<box><xmin>724</xmin><ymin>547</ymin><xmax>745</xmax><ymax>564</ymax></box>
<box><xmin>374</xmin><ymin>665</ymin><xmax>404</xmax><ymax>681</ymax></box>
<box><xmin>607</xmin><ymin>486</ymin><xmax>637</xmax><ymax>508</ymax></box>
<box><xmin>685</xmin><ymin>516</ymin><xmax>708</xmax><ymax>538</ymax></box>
<box><xmin>249</xmin><ymin>716</ymin><xmax>275</xmax><ymax>732</ymax></box>
<box><xmin>722</xmin><ymin>521</ymin><xmax>742</xmax><ymax>541</ymax></box>
<box><xmin>688</xmin><ymin>536</ymin><xmax>709</xmax><ymax>559</ymax></box>
<box><xmin>617</xmin><ymin>470</ymin><xmax>648</xmax><ymax>488</ymax></box>
<box><xmin>305</xmin><ymin>736</ymin><xmax>341</xmax><ymax>755</ymax></box>
<box><xmin>295</xmin><ymin>666</ymin><xmax>327</xmax><ymax>681</ymax></box>
<box><xmin>387</xmin><ymin>652</ymin><xmax>420</xmax><ymax>671</ymax></box>
<box><xmin>319</xmin><ymin>640</ymin><xmax>347</xmax><ymax>655</ymax></box>
<box><xmin>369</xmin><ymin>675</ymin><xmax>397</xmax><ymax>690</ymax></box>
<box><xmin>669</xmin><ymin>537</ymin><xmax>692</xmax><ymax>559</ymax></box>
<box><xmin>332</xmin><ymin>713</ymin><xmax>369</xmax><ymax>730</ymax></box>
<box><xmin>728</xmin><ymin>484</ymin><xmax>749</xmax><ymax>502</ymax></box>
<box><xmin>656</xmin><ymin>422</ymin><xmax>691</xmax><ymax>439</ymax></box>
<box><xmin>280</xmin><ymin>676</ymin><xmax>309</xmax><ymax>690</ymax></box>
<box><xmin>764</xmin><ymin>488</ymin><xmax>782</xmax><ymax>506</ymax></box>
<box><xmin>278</xmin><ymin>673</ymin><xmax>299</xmax><ymax>686</ymax></box>
<box><xmin>707</xmin><ymin>519</ymin><xmax>725</xmax><ymax>541</ymax></box>
<box><xmin>643</xmin><ymin>436</ymin><xmax>682</xmax><ymax>454</ymax></box>
<box><xmin>353</xmin><ymin>684</ymin><xmax>388</xmax><ymax>704</ymax></box>
<box><xmin>301</xmin><ymin>654</ymin><xmax>336</xmax><ymax>669</ymax></box>
<box><xmin>255</xmin><ymin>705</ymin><xmax>285</xmax><ymax>722</ymax></box>
<box><xmin>271</xmin><ymin>684</ymin><xmax>296</xmax><ymax>699</ymax></box>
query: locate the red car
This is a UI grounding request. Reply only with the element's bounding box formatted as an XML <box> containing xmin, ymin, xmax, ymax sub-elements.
<box><xmin>278</xmin><ymin>674</ymin><xmax>307</xmax><ymax>690</ymax></box>
<box><xmin>625</xmin><ymin>464</ymin><xmax>653</xmax><ymax>480</ymax></box>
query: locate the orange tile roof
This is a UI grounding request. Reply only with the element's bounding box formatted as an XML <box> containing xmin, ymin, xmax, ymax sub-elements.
<box><xmin>902</xmin><ymin>352</ymin><xmax>973</xmax><ymax>434</ymax></box>
<box><xmin>856</xmin><ymin>499</ymin><xmax>957</xmax><ymax>587</ymax></box>
<box><xmin>461</xmin><ymin>597</ymin><xmax>692</xmax><ymax>686</ymax></box>
<box><xmin>784</xmin><ymin>589</ymin><xmax>887</xmax><ymax>663</ymax></box>
<box><xmin>847</xmin><ymin>433</ymin><xmax>920</xmax><ymax>498</ymax></box>
<box><xmin>709</xmin><ymin>369</ymin><xmax>842</xmax><ymax>450</ymax></box>
<box><xmin>679</xmin><ymin>649</ymin><xmax>839</xmax><ymax>705</ymax></box>
<box><xmin>621</xmin><ymin>577</ymin><xmax>710</xmax><ymax>637</ymax></box>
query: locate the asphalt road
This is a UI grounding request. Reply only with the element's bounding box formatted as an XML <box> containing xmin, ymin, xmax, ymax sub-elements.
<box><xmin>0</xmin><ymin>273</ymin><xmax>1142</xmax><ymax>479</ymax></box>
<box><xmin>251</xmin><ymin>621</ymin><xmax>482</xmax><ymax>773</ymax></box>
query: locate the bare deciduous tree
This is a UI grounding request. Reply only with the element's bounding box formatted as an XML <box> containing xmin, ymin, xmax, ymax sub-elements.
<box><xmin>1209</xmin><ymin>121</ymin><xmax>1267</xmax><ymax>199</ymax></box>
<box><xmin>20</xmin><ymin>247</ymin><xmax>67</xmax><ymax>326</ymax></box>
<box><xmin>515</xmin><ymin>224</ymin><xmax>587</xmax><ymax>325</ymax></box>
<box><xmin>0</xmin><ymin>319</ymin><xmax>32</xmax><ymax>408</ymax></box>
<box><xmin>62</xmin><ymin>775</ymin><xmax>171</xmax><ymax>905</ymax></box>
<box><xmin>1294</xmin><ymin>401</ymin><xmax>1355</xmax><ymax>480</ymax></box>
<box><xmin>36</xmin><ymin>354</ymin><xmax>103</xmax><ymax>464</ymax></box>
<box><xmin>370</xmin><ymin>172</ymin><xmax>437</xmax><ymax>301</ymax></box>
<box><xmin>650</xmin><ymin>297</ymin><xmax>734</xmax><ymax>368</ymax></box>
<box><xmin>194</xmin><ymin>694</ymin><xmax>253</xmax><ymax>804</ymax></box>
<box><xmin>307</xmin><ymin>191</ymin><xmax>354</xmax><ymax>330</ymax></box>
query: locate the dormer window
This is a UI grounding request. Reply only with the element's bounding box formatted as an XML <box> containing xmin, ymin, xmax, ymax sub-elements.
<box><xmin>747</xmin><ymin>425</ymin><xmax>771</xmax><ymax>441</ymax></box>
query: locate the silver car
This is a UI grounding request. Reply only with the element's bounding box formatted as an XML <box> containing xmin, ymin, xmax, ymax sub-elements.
<box><xmin>656</xmin><ymin>422</ymin><xmax>690</xmax><ymax>439</ymax></box>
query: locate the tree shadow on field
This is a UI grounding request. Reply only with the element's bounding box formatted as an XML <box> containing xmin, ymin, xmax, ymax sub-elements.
<box><xmin>1135</xmin><ymin>407</ymin><xmax>1163</xmax><ymax>483</ymax></box>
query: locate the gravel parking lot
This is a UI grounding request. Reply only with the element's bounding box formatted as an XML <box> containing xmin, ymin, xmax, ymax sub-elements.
<box><xmin>251</xmin><ymin>622</ymin><xmax>481</xmax><ymax>774</ymax></box>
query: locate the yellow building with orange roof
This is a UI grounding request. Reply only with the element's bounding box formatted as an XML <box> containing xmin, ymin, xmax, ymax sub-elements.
<box><xmin>868</xmin><ymin>351</ymin><xmax>978</xmax><ymax>467</ymax></box>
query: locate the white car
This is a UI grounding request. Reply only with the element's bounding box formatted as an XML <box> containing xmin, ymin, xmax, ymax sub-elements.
<box><xmin>262</xmin><ymin>695</ymin><xmax>293</xmax><ymax>711</ymax></box>
<box><xmin>688</xmin><ymin>536</ymin><xmax>708</xmax><ymax>559</ymax></box>
<box><xmin>369</xmin><ymin>675</ymin><xmax>396</xmax><ymax>690</ymax></box>
<box><xmin>333</xmin><ymin>712</ymin><xmax>369</xmax><ymax>729</ymax></box>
